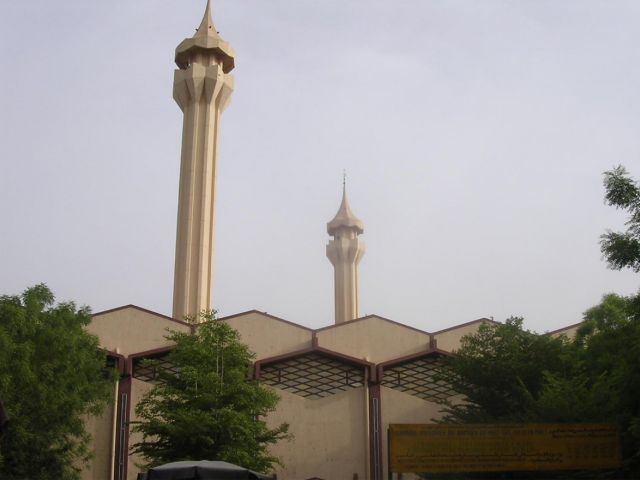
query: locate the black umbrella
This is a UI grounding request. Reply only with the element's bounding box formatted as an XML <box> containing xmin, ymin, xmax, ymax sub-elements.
<box><xmin>136</xmin><ymin>460</ymin><xmax>273</xmax><ymax>480</ymax></box>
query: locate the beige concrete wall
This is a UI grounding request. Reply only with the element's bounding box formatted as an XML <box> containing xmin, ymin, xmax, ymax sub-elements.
<box><xmin>433</xmin><ymin>321</ymin><xmax>488</xmax><ymax>353</ymax></box>
<box><xmin>380</xmin><ymin>386</ymin><xmax>446</xmax><ymax>478</ymax></box>
<box><xmin>222</xmin><ymin>312</ymin><xmax>313</xmax><ymax>360</ymax></box>
<box><xmin>127</xmin><ymin>378</ymin><xmax>154</xmax><ymax>480</ymax></box>
<box><xmin>316</xmin><ymin>316</ymin><xmax>430</xmax><ymax>363</ymax></box>
<box><xmin>83</xmin><ymin>307</ymin><xmax>507</xmax><ymax>480</ymax></box>
<box><xmin>550</xmin><ymin>323</ymin><xmax>582</xmax><ymax>339</ymax></box>
<box><xmin>88</xmin><ymin>307</ymin><xmax>190</xmax><ymax>356</ymax></box>
<box><xmin>81</xmin><ymin>386</ymin><xmax>117</xmax><ymax>480</ymax></box>
<box><xmin>267</xmin><ymin>387</ymin><xmax>368</xmax><ymax>480</ymax></box>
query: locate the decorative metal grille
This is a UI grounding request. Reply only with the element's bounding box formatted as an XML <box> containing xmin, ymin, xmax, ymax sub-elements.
<box><xmin>381</xmin><ymin>356</ymin><xmax>456</xmax><ymax>401</ymax></box>
<box><xmin>260</xmin><ymin>353</ymin><xmax>364</xmax><ymax>399</ymax></box>
<box><xmin>132</xmin><ymin>354</ymin><xmax>179</xmax><ymax>384</ymax></box>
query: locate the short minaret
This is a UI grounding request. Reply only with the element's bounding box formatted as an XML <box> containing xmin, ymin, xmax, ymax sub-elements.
<box><xmin>172</xmin><ymin>0</ymin><xmax>235</xmax><ymax>320</ymax></box>
<box><xmin>326</xmin><ymin>180</ymin><xmax>365</xmax><ymax>324</ymax></box>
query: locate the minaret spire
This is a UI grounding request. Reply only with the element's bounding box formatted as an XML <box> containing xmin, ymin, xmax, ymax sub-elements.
<box><xmin>327</xmin><ymin>180</ymin><xmax>365</xmax><ymax>324</ymax></box>
<box><xmin>328</xmin><ymin>180</ymin><xmax>364</xmax><ymax>236</ymax></box>
<box><xmin>171</xmin><ymin>1</ymin><xmax>236</xmax><ymax>321</ymax></box>
<box><xmin>195</xmin><ymin>0</ymin><xmax>218</xmax><ymax>38</ymax></box>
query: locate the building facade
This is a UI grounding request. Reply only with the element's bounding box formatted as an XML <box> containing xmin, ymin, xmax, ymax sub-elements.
<box><xmin>85</xmin><ymin>306</ymin><xmax>503</xmax><ymax>480</ymax></box>
<box><xmin>81</xmin><ymin>3</ymin><xmax>580</xmax><ymax>479</ymax></box>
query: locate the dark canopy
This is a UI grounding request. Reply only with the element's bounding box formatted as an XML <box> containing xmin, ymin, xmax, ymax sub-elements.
<box><xmin>0</xmin><ymin>400</ymin><xmax>8</xmax><ymax>433</ymax></box>
<box><xmin>136</xmin><ymin>460</ymin><xmax>273</xmax><ymax>480</ymax></box>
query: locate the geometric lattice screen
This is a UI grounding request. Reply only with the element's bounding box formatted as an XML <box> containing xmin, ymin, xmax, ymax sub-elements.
<box><xmin>132</xmin><ymin>354</ymin><xmax>178</xmax><ymax>385</ymax></box>
<box><xmin>381</xmin><ymin>356</ymin><xmax>456</xmax><ymax>401</ymax></box>
<box><xmin>260</xmin><ymin>353</ymin><xmax>364</xmax><ymax>400</ymax></box>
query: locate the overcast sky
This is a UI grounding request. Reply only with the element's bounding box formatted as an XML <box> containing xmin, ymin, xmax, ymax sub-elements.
<box><xmin>1</xmin><ymin>0</ymin><xmax>639</xmax><ymax>333</ymax></box>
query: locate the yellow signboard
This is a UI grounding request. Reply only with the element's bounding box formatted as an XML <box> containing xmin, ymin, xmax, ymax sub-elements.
<box><xmin>389</xmin><ymin>423</ymin><xmax>620</xmax><ymax>473</ymax></box>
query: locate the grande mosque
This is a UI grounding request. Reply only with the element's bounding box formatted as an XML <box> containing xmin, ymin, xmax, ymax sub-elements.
<box><xmin>83</xmin><ymin>3</ymin><xmax>579</xmax><ymax>479</ymax></box>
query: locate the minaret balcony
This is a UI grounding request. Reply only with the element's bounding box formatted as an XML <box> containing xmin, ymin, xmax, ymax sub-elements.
<box><xmin>175</xmin><ymin>36</ymin><xmax>235</xmax><ymax>73</ymax></box>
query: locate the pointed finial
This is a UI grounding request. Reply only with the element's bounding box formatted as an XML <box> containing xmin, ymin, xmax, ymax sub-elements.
<box><xmin>327</xmin><ymin>174</ymin><xmax>364</xmax><ymax>235</ymax></box>
<box><xmin>195</xmin><ymin>0</ymin><xmax>219</xmax><ymax>38</ymax></box>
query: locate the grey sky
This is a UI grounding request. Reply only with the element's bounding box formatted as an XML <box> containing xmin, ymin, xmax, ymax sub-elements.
<box><xmin>1</xmin><ymin>0</ymin><xmax>638</xmax><ymax>333</ymax></box>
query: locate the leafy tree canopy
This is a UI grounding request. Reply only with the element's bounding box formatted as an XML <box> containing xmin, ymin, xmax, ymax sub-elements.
<box><xmin>439</xmin><ymin>317</ymin><xmax>572</xmax><ymax>424</ymax></box>
<box><xmin>131</xmin><ymin>313</ymin><xmax>289</xmax><ymax>474</ymax></box>
<box><xmin>601</xmin><ymin>165</ymin><xmax>640</xmax><ymax>272</ymax></box>
<box><xmin>0</xmin><ymin>284</ymin><xmax>114</xmax><ymax>480</ymax></box>
<box><xmin>437</xmin><ymin>165</ymin><xmax>640</xmax><ymax>477</ymax></box>
<box><xmin>441</xmin><ymin>294</ymin><xmax>640</xmax><ymax>478</ymax></box>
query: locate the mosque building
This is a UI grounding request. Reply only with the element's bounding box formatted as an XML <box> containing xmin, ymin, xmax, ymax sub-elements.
<box><xmin>82</xmin><ymin>2</ymin><xmax>580</xmax><ymax>479</ymax></box>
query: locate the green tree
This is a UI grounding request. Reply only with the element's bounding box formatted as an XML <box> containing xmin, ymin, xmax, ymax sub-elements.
<box><xmin>601</xmin><ymin>165</ymin><xmax>640</xmax><ymax>272</ymax></box>
<box><xmin>0</xmin><ymin>284</ymin><xmax>114</xmax><ymax>480</ymax></box>
<box><xmin>571</xmin><ymin>293</ymin><xmax>640</xmax><ymax>476</ymax></box>
<box><xmin>440</xmin><ymin>297</ymin><xmax>640</xmax><ymax>478</ymax></box>
<box><xmin>434</xmin><ymin>166</ymin><xmax>640</xmax><ymax>477</ymax></box>
<box><xmin>130</xmin><ymin>313</ymin><xmax>289</xmax><ymax>473</ymax></box>
<box><xmin>432</xmin><ymin>320</ymin><xmax>576</xmax><ymax>480</ymax></box>
<box><xmin>439</xmin><ymin>317</ymin><xmax>571</xmax><ymax>424</ymax></box>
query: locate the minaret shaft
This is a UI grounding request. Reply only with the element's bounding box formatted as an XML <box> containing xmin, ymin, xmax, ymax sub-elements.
<box><xmin>171</xmin><ymin>5</ymin><xmax>235</xmax><ymax>320</ymax></box>
<box><xmin>173</xmin><ymin>99</ymin><xmax>220</xmax><ymax>318</ymax></box>
<box><xmin>327</xmin><ymin>236</ymin><xmax>364</xmax><ymax>323</ymax></box>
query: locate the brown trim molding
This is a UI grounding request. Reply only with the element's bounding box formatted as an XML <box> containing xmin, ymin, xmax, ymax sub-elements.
<box><xmin>376</xmin><ymin>348</ymin><xmax>452</xmax><ymax>383</ymax></box>
<box><xmin>128</xmin><ymin>345</ymin><xmax>174</xmax><ymax>361</ymax></box>
<box><xmin>92</xmin><ymin>304</ymin><xmax>192</xmax><ymax>328</ymax></box>
<box><xmin>113</xmin><ymin>359</ymin><xmax>133</xmax><ymax>480</ymax></box>
<box><xmin>431</xmin><ymin>317</ymin><xmax>496</xmax><ymax>335</ymax></box>
<box><xmin>315</xmin><ymin>314</ymin><xmax>430</xmax><ymax>335</ymax></box>
<box><xmin>547</xmin><ymin>321</ymin><xmax>584</xmax><ymax>336</ymax></box>
<box><xmin>368</xmin><ymin>383</ymin><xmax>383</xmax><ymax>480</ymax></box>
<box><xmin>219</xmin><ymin>310</ymin><xmax>314</xmax><ymax>331</ymax></box>
<box><xmin>254</xmin><ymin>345</ymin><xmax>377</xmax><ymax>381</ymax></box>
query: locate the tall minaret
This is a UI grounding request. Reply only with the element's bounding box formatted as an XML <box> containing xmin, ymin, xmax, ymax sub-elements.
<box><xmin>172</xmin><ymin>0</ymin><xmax>235</xmax><ymax>320</ymax></box>
<box><xmin>326</xmin><ymin>180</ymin><xmax>365</xmax><ymax>324</ymax></box>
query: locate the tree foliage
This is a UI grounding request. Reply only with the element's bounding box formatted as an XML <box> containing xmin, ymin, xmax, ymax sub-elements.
<box><xmin>440</xmin><ymin>295</ymin><xmax>640</xmax><ymax>478</ymax></box>
<box><xmin>130</xmin><ymin>313</ymin><xmax>289</xmax><ymax>474</ymax></box>
<box><xmin>574</xmin><ymin>293</ymin><xmax>640</xmax><ymax>474</ymax></box>
<box><xmin>435</xmin><ymin>165</ymin><xmax>640</xmax><ymax>477</ymax></box>
<box><xmin>439</xmin><ymin>317</ymin><xmax>571</xmax><ymax>424</ymax></box>
<box><xmin>601</xmin><ymin>165</ymin><xmax>640</xmax><ymax>272</ymax></box>
<box><xmin>0</xmin><ymin>284</ymin><xmax>114</xmax><ymax>480</ymax></box>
